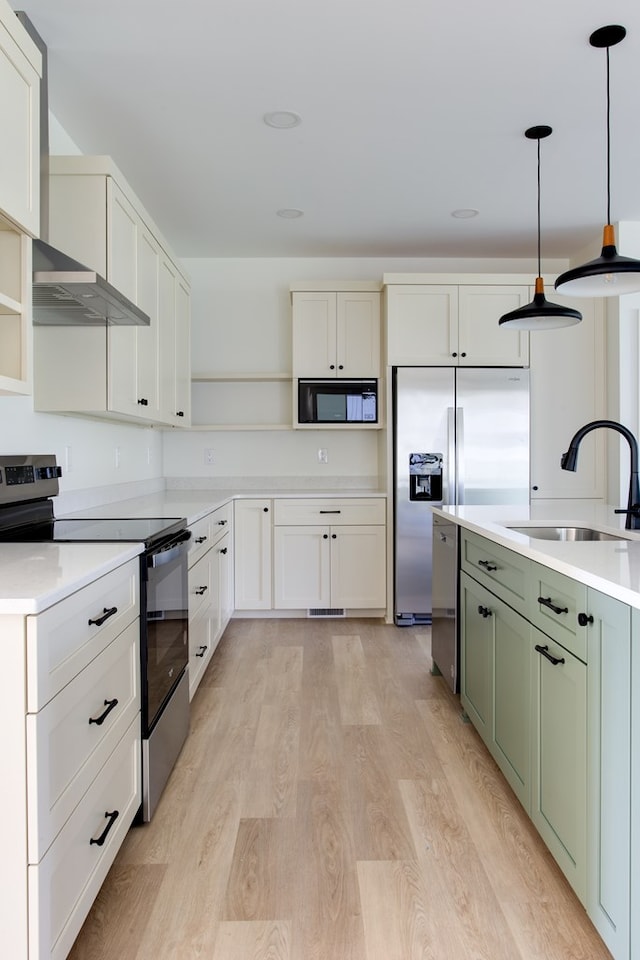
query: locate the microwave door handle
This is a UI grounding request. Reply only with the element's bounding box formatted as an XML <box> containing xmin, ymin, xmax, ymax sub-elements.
<box><xmin>456</xmin><ymin>406</ymin><xmax>464</xmax><ymax>505</ymax></box>
<box><xmin>446</xmin><ymin>407</ymin><xmax>455</xmax><ymax>505</ymax></box>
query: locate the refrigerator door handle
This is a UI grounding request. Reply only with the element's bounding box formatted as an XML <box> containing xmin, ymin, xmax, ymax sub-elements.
<box><xmin>456</xmin><ymin>406</ymin><xmax>465</xmax><ymax>504</ymax></box>
<box><xmin>446</xmin><ymin>407</ymin><xmax>456</xmax><ymax>505</ymax></box>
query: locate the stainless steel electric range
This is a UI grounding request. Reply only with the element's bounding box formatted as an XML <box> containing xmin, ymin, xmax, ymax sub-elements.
<box><xmin>0</xmin><ymin>454</ymin><xmax>191</xmax><ymax>821</ymax></box>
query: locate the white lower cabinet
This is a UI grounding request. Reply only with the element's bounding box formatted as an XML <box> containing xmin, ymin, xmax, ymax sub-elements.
<box><xmin>188</xmin><ymin>503</ymin><xmax>233</xmax><ymax>699</ymax></box>
<box><xmin>460</xmin><ymin>531</ymin><xmax>633</xmax><ymax>959</ymax></box>
<box><xmin>233</xmin><ymin>499</ymin><xmax>273</xmax><ymax>611</ymax></box>
<box><xmin>0</xmin><ymin>557</ymin><xmax>141</xmax><ymax>960</ymax></box>
<box><xmin>272</xmin><ymin>498</ymin><xmax>386</xmax><ymax>612</ymax></box>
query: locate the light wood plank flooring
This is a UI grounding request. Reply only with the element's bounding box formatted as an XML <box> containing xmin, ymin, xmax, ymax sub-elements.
<box><xmin>68</xmin><ymin>619</ymin><xmax>612</xmax><ymax>960</ymax></box>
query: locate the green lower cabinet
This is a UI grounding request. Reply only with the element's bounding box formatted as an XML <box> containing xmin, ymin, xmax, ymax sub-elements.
<box><xmin>492</xmin><ymin>597</ymin><xmax>531</xmax><ymax>809</ymax></box>
<box><xmin>531</xmin><ymin>626</ymin><xmax>587</xmax><ymax>904</ymax></box>
<box><xmin>460</xmin><ymin>571</ymin><xmax>494</xmax><ymax>745</ymax></box>
<box><xmin>460</xmin><ymin>571</ymin><xmax>531</xmax><ymax>809</ymax></box>
<box><xmin>585</xmin><ymin>589</ymin><xmax>631</xmax><ymax>960</ymax></box>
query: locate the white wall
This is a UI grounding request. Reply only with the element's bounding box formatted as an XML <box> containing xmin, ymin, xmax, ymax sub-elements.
<box><xmin>162</xmin><ymin>255</ymin><xmax>567</xmax><ymax>484</ymax></box>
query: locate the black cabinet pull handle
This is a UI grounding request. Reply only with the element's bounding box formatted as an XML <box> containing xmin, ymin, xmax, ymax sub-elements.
<box><xmin>88</xmin><ymin>698</ymin><xmax>119</xmax><ymax>726</ymax></box>
<box><xmin>220</xmin><ymin>547</ymin><xmax>228</xmax><ymax>554</ymax></box>
<box><xmin>578</xmin><ymin>612</ymin><xmax>594</xmax><ymax>626</ymax></box>
<box><xmin>217</xmin><ymin>519</ymin><xmax>227</xmax><ymax>525</ymax></box>
<box><xmin>537</xmin><ymin>596</ymin><xmax>568</xmax><ymax>616</ymax></box>
<box><xmin>535</xmin><ymin>643</ymin><xmax>565</xmax><ymax>666</ymax></box>
<box><xmin>320</xmin><ymin>509</ymin><xmax>341</xmax><ymax>514</ymax></box>
<box><xmin>176</xmin><ymin>410</ymin><xmax>185</xmax><ymax>417</ymax></box>
<box><xmin>195</xmin><ymin>586</ymin><xmax>208</xmax><ymax>595</ymax></box>
<box><xmin>137</xmin><ymin>397</ymin><xmax>148</xmax><ymax>405</ymax></box>
<box><xmin>90</xmin><ymin>810</ymin><xmax>119</xmax><ymax>847</ymax></box>
<box><xmin>196</xmin><ymin>645</ymin><xmax>207</xmax><ymax>658</ymax></box>
<box><xmin>195</xmin><ymin>535</ymin><xmax>208</xmax><ymax>544</ymax></box>
<box><xmin>477</xmin><ymin>604</ymin><xmax>492</xmax><ymax>618</ymax></box>
<box><xmin>478</xmin><ymin>559</ymin><xmax>497</xmax><ymax>572</ymax></box>
<box><xmin>88</xmin><ymin>606</ymin><xmax>118</xmax><ymax>627</ymax></box>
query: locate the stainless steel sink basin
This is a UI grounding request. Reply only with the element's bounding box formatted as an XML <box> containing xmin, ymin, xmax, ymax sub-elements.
<box><xmin>506</xmin><ymin>525</ymin><xmax>627</xmax><ymax>542</ymax></box>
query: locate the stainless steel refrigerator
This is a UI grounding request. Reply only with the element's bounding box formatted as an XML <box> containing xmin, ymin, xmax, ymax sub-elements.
<box><xmin>393</xmin><ymin>366</ymin><xmax>530</xmax><ymax>631</ymax></box>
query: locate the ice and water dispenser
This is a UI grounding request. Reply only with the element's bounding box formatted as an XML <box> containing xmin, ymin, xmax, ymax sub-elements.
<box><xmin>409</xmin><ymin>453</ymin><xmax>443</xmax><ymax>502</ymax></box>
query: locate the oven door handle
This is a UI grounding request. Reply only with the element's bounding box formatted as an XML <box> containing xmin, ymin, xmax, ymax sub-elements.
<box><xmin>149</xmin><ymin>530</ymin><xmax>191</xmax><ymax>568</ymax></box>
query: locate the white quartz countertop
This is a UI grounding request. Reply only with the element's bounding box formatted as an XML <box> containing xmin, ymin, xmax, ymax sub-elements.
<box><xmin>59</xmin><ymin>488</ymin><xmax>387</xmax><ymax>526</ymax></box>
<box><xmin>436</xmin><ymin>502</ymin><xmax>640</xmax><ymax>610</ymax></box>
<box><xmin>0</xmin><ymin>542</ymin><xmax>142</xmax><ymax>614</ymax></box>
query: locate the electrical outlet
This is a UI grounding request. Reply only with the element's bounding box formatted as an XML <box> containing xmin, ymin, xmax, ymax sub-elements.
<box><xmin>204</xmin><ymin>448</ymin><xmax>215</xmax><ymax>465</ymax></box>
<box><xmin>318</xmin><ymin>448</ymin><xmax>328</xmax><ymax>464</ymax></box>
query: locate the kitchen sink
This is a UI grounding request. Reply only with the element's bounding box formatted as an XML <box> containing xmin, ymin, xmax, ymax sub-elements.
<box><xmin>506</xmin><ymin>525</ymin><xmax>628</xmax><ymax>542</ymax></box>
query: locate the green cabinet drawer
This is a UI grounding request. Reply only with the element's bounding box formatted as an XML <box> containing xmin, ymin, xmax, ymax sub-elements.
<box><xmin>461</xmin><ymin>530</ymin><xmax>529</xmax><ymax>615</ymax></box>
<box><xmin>529</xmin><ymin>562</ymin><xmax>588</xmax><ymax>663</ymax></box>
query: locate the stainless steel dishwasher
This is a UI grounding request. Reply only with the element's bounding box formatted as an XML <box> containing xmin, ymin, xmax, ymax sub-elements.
<box><xmin>431</xmin><ymin>513</ymin><xmax>459</xmax><ymax>693</ymax></box>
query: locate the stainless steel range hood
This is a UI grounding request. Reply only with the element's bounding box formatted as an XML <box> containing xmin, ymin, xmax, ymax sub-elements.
<box><xmin>17</xmin><ymin>11</ymin><xmax>150</xmax><ymax>328</ymax></box>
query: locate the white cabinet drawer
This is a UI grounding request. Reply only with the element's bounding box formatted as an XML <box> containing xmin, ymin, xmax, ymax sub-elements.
<box><xmin>188</xmin><ymin>550</ymin><xmax>213</xmax><ymax>620</ymax></box>
<box><xmin>26</xmin><ymin>559</ymin><xmax>139</xmax><ymax>711</ymax></box>
<box><xmin>188</xmin><ymin>513</ymin><xmax>212</xmax><ymax>567</ymax></box>
<box><xmin>26</xmin><ymin>620</ymin><xmax>140</xmax><ymax>863</ymax></box>
<box><xmin>273</xmin><ymin>497</ymin><xmax>385</xmax><ymax>526</ymax></box>
<box><xmin>28</xmin><ymin>715</ymin><xmax>141</xmax><ymax>960</ymax></box>
<box><xmin>209</xmin><ymin>502</ymin><xmax>232</xmax><ymax>547</ymax></box>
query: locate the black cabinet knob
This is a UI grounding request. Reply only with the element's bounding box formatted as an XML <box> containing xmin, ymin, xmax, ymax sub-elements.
<box><xmin>452</xmin><ymin>352</ymin><xmax>458</xmax><ymax>357</ymax></box>
<box><xmin>263</xmin><ymin>507</ymin><xmax>269</xmax><ymax>512</ymax></box>
<box><xmin>461</xmin><ymin>352</ymin><xmax>467</xmax><ymax>358</ymax></box>
<box><xmin>578</xmin><ymin>612</ymin><xmax>594</xmax><ymax>627</ymax></box>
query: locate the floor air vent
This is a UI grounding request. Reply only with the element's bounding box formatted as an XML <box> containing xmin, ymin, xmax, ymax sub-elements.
<box><xmin>307</xmin><ymin>608</ymin><xmax>346</xmax><ymax>618</ymax></box>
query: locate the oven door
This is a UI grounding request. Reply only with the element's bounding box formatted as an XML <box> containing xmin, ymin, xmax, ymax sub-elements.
<box><xmin>143</xmin><ymin>531</ymin><xmax>190</xmax><ymax>735</ymax></box>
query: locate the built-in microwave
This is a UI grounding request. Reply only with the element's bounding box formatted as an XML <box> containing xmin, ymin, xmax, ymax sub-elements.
<box><xmin>297</xmin><ymin>378</ymin><xmax>378</xmax><ymax>424</ymax></box>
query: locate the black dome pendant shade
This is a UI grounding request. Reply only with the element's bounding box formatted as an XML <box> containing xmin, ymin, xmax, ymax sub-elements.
<box><xmin>555</xmin><ymin>25</ymin><xmax>640</xmax><ymax>297</ymax></box>
<box><xmin>499</xmin><ymin>126</ymin><xmax>582</xmax><ymax>330</ymax></box>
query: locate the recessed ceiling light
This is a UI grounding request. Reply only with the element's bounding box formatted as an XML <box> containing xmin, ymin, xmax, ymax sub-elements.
<box><xmin>451</xmin><ymin>208</ymin><xmax>479</xmax><ymax>219</ymax></box>
<box><xmin>276</xmin><ymin>208</ymin><xmax>304</xmax><ymax>219</ymax></box>
<box><xmin>263</xmin><ymin>111</ymin><xmax>302</xmax><ymax>129</ymax></box>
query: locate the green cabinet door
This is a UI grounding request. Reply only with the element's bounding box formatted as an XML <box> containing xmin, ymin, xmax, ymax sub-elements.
<box><xmin>531</xmin><ymin>627</ymin><xmax>587</xmax><ymax>904</ymax></box>
<box><xmin>493</xmin><ymin>597</ymin><xmax>532</xmax><ymax>810</ymax></box>
<box><xmin>586</xmin><ymin>588</ymin><xmax>631</xmax><ymax>960</ymax></box>
<box><xmin>460</xmin><ymin>571</ymin><xmax>494</xmax><ymax>745</ymax></box>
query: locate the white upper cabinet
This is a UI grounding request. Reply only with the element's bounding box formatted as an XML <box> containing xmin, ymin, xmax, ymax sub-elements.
<box><xmin>385</xmin><ymin>278</ymin><xmax>529</xmax><ymax>367</ymax></box>
<box><xmin>0</xmin><ymin>2</ymin><xmax>41</xmax><ymax>237</ymax></box>
<box><xmin>292</xmin><ymin>287</ymin><xmax>381</xmax><ymax>377</ymax></box>
<box><xmin>34</xmin><ymin>156</ymin><xmax>191</xmax><ymax>426</ymax></box>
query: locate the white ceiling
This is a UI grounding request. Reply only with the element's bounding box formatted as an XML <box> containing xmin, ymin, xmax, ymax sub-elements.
<box><xmin>13</xmin><ymin>0</ymin><xmax>640</xmax><ymax>260</ymax></box>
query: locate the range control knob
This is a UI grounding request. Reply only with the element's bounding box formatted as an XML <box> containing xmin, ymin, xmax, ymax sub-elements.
<box><xmin>36</xmin><ymin>465</ymin><xmax>62</xmax><ymax>480</ymax></box>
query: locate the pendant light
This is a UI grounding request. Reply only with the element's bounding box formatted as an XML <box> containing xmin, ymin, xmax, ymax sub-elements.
<box><xmin>555</xmin><ymin>24</ymin><xmax>640</xmax><ymax>297</ymax></box>
<box><xmin>499</xmin><ymin>126</ymin><xmax>582</xmax><ymax>330</ymax></box>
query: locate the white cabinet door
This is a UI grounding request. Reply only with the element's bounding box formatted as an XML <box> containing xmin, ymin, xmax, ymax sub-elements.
<box><xmin>330</xmin><ymin>525</ymin><xmax>386</xmax><ymax>608</ymax></box>
<box><xmin>292</xmin><ymin>292</ymin><xmax>336</xmax><ymax>376</ymax></box>
<box><xmin>107</xmin><ymin>183</ymin><xmax>140</xmax><ymax>417</ymax></box>
<box><xmin>234</xmin><ymin>500</ymin><xmax>272</xmax><ymax>610</ymax></box>
<box><xmin>292</xmin><ymin>291</ymin><xmax>380</xmax><ymax>377</ymax></box>
<box><xmin>336</xmin><ymin>292</ymin><xmax>380</xmax><ymax>377</ymax></box>
<box><xmin>386</xmin><ymin>285</ymin><xmax>458</xmax><ymax>365</ymax></box>
<box><xmin>273</xmin><ymin>526</ymin><xmax>331</xmax><ymax>609</ymax></box>
<box><xmin>530</xmin><ymin>296</ymin><xmax>606</xmax><ymax>500</ymax></box>
<box><xmin>0</xmin><ymin>12</ymin><xmax>40</xmax><ymax>236</ymax></box>
<box><xmin>458</xmin><ymin>286</ymin><xmax>529</xmax><ymax>366</ymax></box>
<box><xmin>134</xmin><ymin>225</ymin><xmax>160</xmax><ymax>418</ymax></box>
<box><xmin>174</xmin><ymin>274</ymin><xmax>191</xmax><ymax>423</ymax></box>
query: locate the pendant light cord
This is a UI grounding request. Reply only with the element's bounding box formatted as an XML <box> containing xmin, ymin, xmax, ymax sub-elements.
<box><xmin>536</xmin><ymin>135</ymin><xmax>542</xmax><ymax>277</ymax></box>
<box><xmin>606</xmin><ymin>44</ymin><xmax>611</xmax><ymax>226</ymax></box>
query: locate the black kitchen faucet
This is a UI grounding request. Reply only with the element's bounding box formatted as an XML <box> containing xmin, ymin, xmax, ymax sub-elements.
<box><xmin>561</xmin><ymin>419</ymin><xmax>640</xmax><ymax>529</ymax></box>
